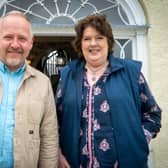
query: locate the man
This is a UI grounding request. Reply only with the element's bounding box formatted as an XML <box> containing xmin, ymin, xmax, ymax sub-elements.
<box><xmin>0</xmin><ymin>11</ymin><xmax>58</xmax><ymax>167</ymax></box>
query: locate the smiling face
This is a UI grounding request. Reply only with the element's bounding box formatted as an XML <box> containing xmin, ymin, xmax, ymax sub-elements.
<box><xmin>81</xmin><ymin>26</ymin><xmax>109</xmax><ymax>67</ymax></box>
<box><xmin>0</xmin><ymin>14</ymin><xmax>33</xmax><ymax>71</ymax></box>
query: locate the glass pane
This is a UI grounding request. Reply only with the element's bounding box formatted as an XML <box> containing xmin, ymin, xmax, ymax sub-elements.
<box><xmin>113</xmin><ymin>39</ymin><xmax>132</xmax><ymax>59</ymax></box>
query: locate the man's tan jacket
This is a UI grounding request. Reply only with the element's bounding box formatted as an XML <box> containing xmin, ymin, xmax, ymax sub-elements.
<box><xmin>0</xmin><ymin>64</ymin><xmax>58</xmax><ymax>168</ymax></box>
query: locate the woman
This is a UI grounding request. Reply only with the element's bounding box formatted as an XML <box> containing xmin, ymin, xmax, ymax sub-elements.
<box><xmin>56</xmin><ymin>14</ymin><xmax>161</xmax><ymax>168</ymax></box>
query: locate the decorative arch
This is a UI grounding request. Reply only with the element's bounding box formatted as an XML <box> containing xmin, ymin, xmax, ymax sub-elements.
<box><xmin>0</xmin><ymin>0</ymin><xmax>146</xmax><ymax>26</ymax></box>
<box><xmin>118</xmin><ymin>0</ymin><xmax>146</xmax><ymax>25</ymax></box>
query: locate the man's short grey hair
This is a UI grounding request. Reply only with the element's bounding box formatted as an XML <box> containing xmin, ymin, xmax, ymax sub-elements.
<box><xmin>3</xmin><ymin>10</ymin><xmax>31</xmax><ymax>23</ymax></box>
<box><xmin>0</xmin><ymin>10</ymin><xmax>33</xmax><ymax>37</ymax></box>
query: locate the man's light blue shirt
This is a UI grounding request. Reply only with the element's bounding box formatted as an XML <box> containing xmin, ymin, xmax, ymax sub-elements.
<box><xmin>0</xmin><ymin>60</ymin><xmax>25</xmax><ymax>168</ymax></box>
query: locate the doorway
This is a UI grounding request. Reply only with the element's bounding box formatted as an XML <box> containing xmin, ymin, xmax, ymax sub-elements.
<box><xmin>29</xmin><ymin>36</ymin><xmax>77</xmax><ymax>71</ymax></box>
<box><xmin>28</xmin><ymin>36</ymin><xmax>77</xmax><ymax>93</ymax></box>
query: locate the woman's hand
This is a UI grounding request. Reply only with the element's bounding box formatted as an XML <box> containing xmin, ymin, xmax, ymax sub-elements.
<box><xmin>58</xmin><ymin>148</ymin><xmax>70</xmax><ymax>168</ymax></box>
<box><xmin>114</xmin><ymin>160</ymin><xmax>118</xmax><ymax>168</ymax></box>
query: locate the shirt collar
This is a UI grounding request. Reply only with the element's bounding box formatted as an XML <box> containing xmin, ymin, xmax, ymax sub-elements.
<box><xmin>0</xmin><ymin>60</ymin><xmax>5</xmax><ymax>72</ymax></box>
<box><xmin>0</xmin><ymin>60</ymin><xmax>26</xmax><ymax>74</ymax></box>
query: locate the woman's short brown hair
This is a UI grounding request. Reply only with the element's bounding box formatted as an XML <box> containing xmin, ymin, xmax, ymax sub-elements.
<box><xmin>72</xmin><ymin>13</ymin><xmax>115</xmax><ymax>57</ymax></box>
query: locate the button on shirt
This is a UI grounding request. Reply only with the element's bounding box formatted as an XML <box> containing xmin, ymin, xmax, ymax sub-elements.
<box><xmin>0</xmin><ymin>61</ymin><xmax>25</xmax><ymax>168</ymax></box>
